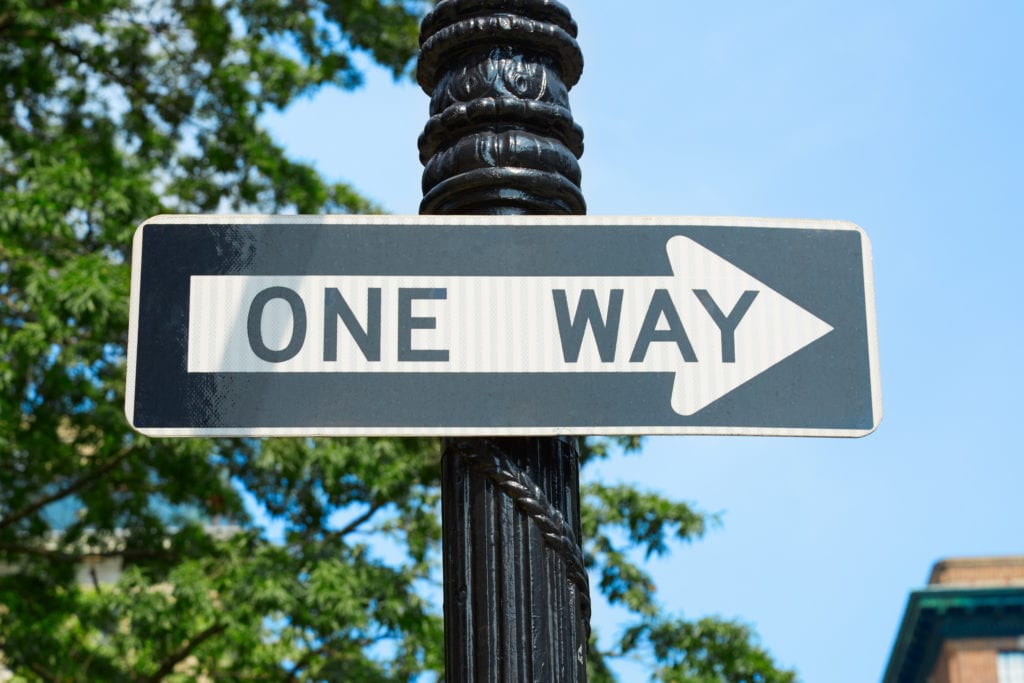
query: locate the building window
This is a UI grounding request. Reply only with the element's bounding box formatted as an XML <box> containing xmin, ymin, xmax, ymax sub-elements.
<box><xmin>999</xmin><ymin>652</ymin><xmax>1024</xmax><ymax>683</ymax></box>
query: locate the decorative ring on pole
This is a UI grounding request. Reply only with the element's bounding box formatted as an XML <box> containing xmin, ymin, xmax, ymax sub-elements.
<box><xmin>417</xmin><ymin>0</ymin><xmax>585</xmax><ymax>215</ymax></box>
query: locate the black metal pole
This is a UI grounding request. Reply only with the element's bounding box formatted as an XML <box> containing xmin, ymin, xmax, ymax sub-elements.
<box><xmin>416</xmin><ymin>1</ymin><xmax>589</xmax><ymax>681</ymax></box>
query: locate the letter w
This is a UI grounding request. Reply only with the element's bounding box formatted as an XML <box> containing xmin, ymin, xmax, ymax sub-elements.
<box><xmin>552</xmin><ymin>289</ymin><xmax>623</xmax><ymax>363</ymax></box>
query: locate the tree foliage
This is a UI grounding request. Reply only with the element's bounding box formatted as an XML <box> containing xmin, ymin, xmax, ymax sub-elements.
<box><xmin>0</xmin><ymin>1</ymin><xmax>797</xmax><ymax>681</ymax></box>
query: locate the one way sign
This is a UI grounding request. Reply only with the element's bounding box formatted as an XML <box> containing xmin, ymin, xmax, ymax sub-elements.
<box><xmin>126</xmin><ymin>215</ymin><xmax>881</xmax><ymax>438</ymax></box>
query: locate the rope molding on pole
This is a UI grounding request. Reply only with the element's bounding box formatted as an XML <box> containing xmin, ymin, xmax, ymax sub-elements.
<box><xmin>448</xmin><ymin>438</ymin><xmax>593</xmax><ymax>640</ymax></box>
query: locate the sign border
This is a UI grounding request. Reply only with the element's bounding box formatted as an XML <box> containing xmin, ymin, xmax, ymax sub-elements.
<box><xmin>126</xmin><ymin>214</ymin><xmax>881</xmax><ymax>438</ymax></box>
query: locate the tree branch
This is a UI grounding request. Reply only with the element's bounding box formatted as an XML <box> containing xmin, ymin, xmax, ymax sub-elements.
<box><xmin>140</xmin><ymin>622</ymin><xmax>227</xmax><ymax>683</ymax></box>
<box><xmin>28</xmin><ymin>662</ymin><xmax>61</xmax><ymax>683</ymax></box>
<box><xmin>0</xmin><ymin>445</ymin><xmax>135</xmax><ymax>531</ymax></box>
<box><xmin>335</xmin><ymin>500</ymin><xmax>384</xmax><ymax>538</ymax></box>
<box><xmin>283</xmin><ymin>643</ymin><xmax>329</xmax><ymax>683</ymax></box>
<box><xmin>0</xmin><ymin>543</ymin><xmax>176</xmax><ymax>564</ymax></box>
<box><xmin>284</xmin><ymin>636</ymin><xmax>376</xmax><ymax>682</ymax></box>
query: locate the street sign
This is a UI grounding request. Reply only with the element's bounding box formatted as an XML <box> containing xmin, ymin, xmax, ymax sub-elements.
<box><xmin>126</xmin><ymin>215</ymin><xmax>881</xmax><ymax>437</ymax></box>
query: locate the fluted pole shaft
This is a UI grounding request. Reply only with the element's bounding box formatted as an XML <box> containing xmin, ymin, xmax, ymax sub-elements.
<box><xmin>417</xmin><ymin>2</ymin><xmax>589</xmax><ymax>681</ymax></box>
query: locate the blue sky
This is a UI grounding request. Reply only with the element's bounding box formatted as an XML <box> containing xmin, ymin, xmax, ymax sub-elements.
<box><xmin>263</xmin><ymin>1</ymin><xmax>1024</xmax><ymax>680</ymax></box>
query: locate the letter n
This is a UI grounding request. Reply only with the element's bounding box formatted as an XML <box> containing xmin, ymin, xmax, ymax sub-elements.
<box><xmin>324</xmin><ymin>288</ymin><xmax>381</xmax><ymax>362</ymax></box>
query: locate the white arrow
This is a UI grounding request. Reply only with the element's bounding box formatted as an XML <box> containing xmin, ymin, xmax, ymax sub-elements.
<box><xmin>187</xmin><ymin>235</ymin><xmax>833</xmax><ymax>416</ymax></box>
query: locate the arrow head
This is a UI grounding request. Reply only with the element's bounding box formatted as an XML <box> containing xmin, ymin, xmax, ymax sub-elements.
<box><xmin>664</xmin><ymin>235</ymin><xmax>834</xmax><ymax>416</ymax></box>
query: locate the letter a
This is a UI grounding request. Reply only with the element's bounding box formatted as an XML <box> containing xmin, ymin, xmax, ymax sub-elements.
<box><xmin>629</xmin><ymin>289</ymin><xmax>697</xmax><ymax>363</ymax></box>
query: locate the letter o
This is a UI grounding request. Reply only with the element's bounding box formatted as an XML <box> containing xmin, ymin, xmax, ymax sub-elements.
<box><xmin>247</xmin><ymin>287</ymin><xmax>307</xmax><ymax>363</ymax></box>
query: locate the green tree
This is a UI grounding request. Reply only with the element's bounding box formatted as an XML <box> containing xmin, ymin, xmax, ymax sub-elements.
<box><xmin>0</xmin><ymin>1</ymin><xmax>796</xmax><ymax>681</ymax></box>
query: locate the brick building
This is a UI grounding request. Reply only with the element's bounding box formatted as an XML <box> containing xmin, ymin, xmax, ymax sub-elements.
<box><xmin>884</xmin><ymin>556</ymin><xmax>1024</xmax><ymax>682</ymax></box>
